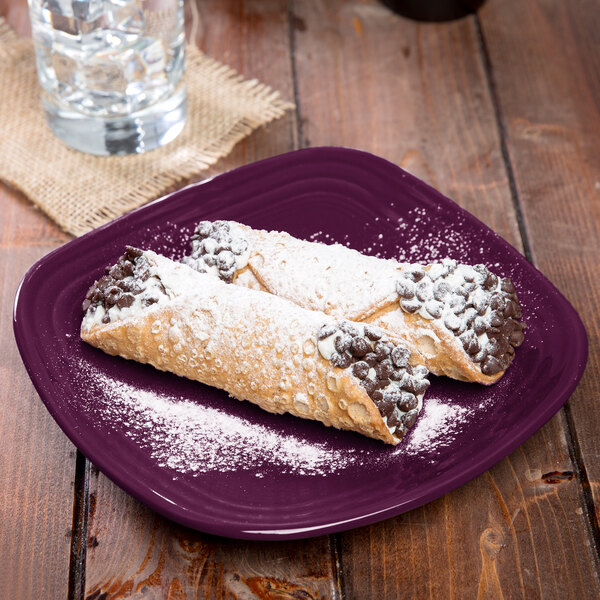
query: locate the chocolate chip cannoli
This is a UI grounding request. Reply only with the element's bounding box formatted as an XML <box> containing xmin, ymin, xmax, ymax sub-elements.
<box><xmin>182</xmin><ymin>221</ymin><xmax>525</xmax><ymax>384</ymax></box>
<box><xmin>81</xmin><ymin>248</ymin><xmax>430</xmax><ymax>445</ymax></box>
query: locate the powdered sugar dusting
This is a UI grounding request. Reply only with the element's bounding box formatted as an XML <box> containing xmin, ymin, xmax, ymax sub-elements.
<box><xmin>402</xmin><ymin>397</ymin><xmax>470</xmax><ymax>455</ymax></box>
<box><xmin>79</xmin><ymin>363</ymin><xmax>359</xmax><ymax>477</ymax></box>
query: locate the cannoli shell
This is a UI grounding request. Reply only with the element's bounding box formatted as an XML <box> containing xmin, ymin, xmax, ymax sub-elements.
<box><xmin>81</xmin><ymin>261</ymin><xmax>401</xmax><ymax>444</ymax></box>
<box><xmin>232</xmin><ymin>225</ymin><xmax>502</xmax><ymax>384</ymax></box>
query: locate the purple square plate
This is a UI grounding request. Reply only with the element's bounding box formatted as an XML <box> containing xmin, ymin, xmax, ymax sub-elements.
<box><xmin>13</xmin><ymin>147</ymin><xmax>588</xmax><ymax>540</ymax></box>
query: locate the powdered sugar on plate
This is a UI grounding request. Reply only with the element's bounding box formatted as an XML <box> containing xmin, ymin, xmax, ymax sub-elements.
<box><xmin>78</xmin><ymin>362</ymin><xmax>360</xmax><ymax>478</ymax></box>
<box><xmin>402</xmin><ymin>397</ymin><xmax>471</xmax><ymax>455</ymax></box>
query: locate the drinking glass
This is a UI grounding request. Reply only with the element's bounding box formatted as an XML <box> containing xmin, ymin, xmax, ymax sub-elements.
<box><xmin>28</xmin><ymin>0</ymin><xmax>187</xmax><ymax>155</ymax></box>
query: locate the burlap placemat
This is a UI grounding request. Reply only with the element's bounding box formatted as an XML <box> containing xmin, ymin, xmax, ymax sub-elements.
<box><xmin>0</xmin><ymin>18</ymin><xmax>293</xmax><ymax>236</ymax></box>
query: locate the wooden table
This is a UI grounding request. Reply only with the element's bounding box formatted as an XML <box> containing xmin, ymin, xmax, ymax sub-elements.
<box><xmin>1</xmin><ymin>1</ymin><xmax>599</xmax><ymax>598</ymax></box>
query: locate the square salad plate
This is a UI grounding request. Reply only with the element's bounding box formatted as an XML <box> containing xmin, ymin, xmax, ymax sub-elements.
<box><xmin>13</xmin><ymin>147</ymin><xmax>588</xmax><ymax>540</ymax></box>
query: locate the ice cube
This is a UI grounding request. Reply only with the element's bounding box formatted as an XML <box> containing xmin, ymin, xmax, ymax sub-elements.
<box><xmin>41</xmin><ymin>0</ymin><xmax>77</xmax><ymax>35</ymax></box>
<box><xmin>105</xmin><ymin>0</ymin><xmax>144</xmax><ymax>35</ymax></box>
<box><xmin>71</xmin><ymin>0</ymin><xmax>104</xmax><ymax>22</ymax></box>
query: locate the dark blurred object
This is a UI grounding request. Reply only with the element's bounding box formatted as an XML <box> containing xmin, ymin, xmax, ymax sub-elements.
<box><xmin>380</xmin><ymin>0</ymin><xmax>485</xmax><ymax>21</ymax></box>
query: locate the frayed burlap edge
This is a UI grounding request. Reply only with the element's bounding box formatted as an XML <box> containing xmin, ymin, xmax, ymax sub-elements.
<box><xmin>0</xmin><ymin>18</ymin><xmax>294</xmax><ymax>236</ymax></box>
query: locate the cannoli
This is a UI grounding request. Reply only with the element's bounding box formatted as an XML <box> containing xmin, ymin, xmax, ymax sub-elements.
<box><xmin>182</xmin><ymin>221</ymin><xmax>525</xmax><ymax>384</ymax></box>
<box><xmin>81</xmin><ymin>247</ymin><xmax>431</xmax><ymax>445</ymax></box>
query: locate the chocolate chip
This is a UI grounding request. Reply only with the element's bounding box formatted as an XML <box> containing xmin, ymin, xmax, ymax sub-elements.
<box><xmin>416</xmin><ymin>280</ymin><xmax>433</xmax><ymax>302</ymax></box>
<box><xmin>444</xmin><ymin>314</ymin><xmax>462</xmax><ymax>332</ymax></box>
<box><xmin>352</xmin><ymin>361</ymin><xmax>370</xmax><ymax>379</ymax></box>
<box><xmin>427</xmin><ymin>263</ymin><xmax>446</xmax><ymax>281</ymax></box>
<box><xmin>474</xmin><ymin>317</ymin><xmax>488</xmax><ymax>336</ymax></box>
<box><xmin>390</xmin><ymin>368</ymin><xmax>405</xmax><ymax>381</ymax></box>
<box><xmin>217</xmin><ymin>251</ymin><xmax>236</xmax><ymax>270</ymax></box>
<box><xmin>105</xmin><ymin>286</ymin><xmax>122</xmax><ymax>305</ymax></box>
<box><xmin>317</xmin><ymin>323</ymin><xmax>337</xmax><ymax>340</ymax></box>
<box><xmin>195</xmin><ymin>221</ymin><xmax>212</xmax><ymax>238</ymax></box>
<box><xmin>402</xmin><ymin>410</ymin><xmax>418</xmax><ymax>429</ymax></box>
<box><xmin>334</xmin><ymin>333</ymin><xmax>352</xmax><ymax>354</ymax></box>
<box><xmin>503</xmin><ymin>300</ymin><xmax>517</xmax><ymax>318</ymax></box>
<box><xmin>487</xmin><ymin>336</ymin><xmax>509</xmax><ymax>357</ymax></box>
<box><xmin>396</xmin><ymin>278</ymin><xmax>415</xmax><ymax>299</ymax></box>
<box><xmin>425</xmin><ymin>300</ymin><xmax>443</xmax><ymax>318</ymax></box>
<box><xmin>450</xmin><ymin>296</ymin><xmax>466</xmax><ymax>314</ymax></box>
<box><xmin>378</xmin><ymin>398</ymin><xmax>396</xmax><ymax>419</ymax></box>
<box><xmin>404</xmin><ymin>266</ymin><xmax>425</xmax><ymax>282</ymax></box>
<box><xmin>331</xmin><ymin>352</ymin><xmax>352</xmax><ymax>369</ymax></box>
<box><xmin>125</xmin><ymin>246</ymin><xmax>143</xmax><ymax>259</ymax></box>
<box><xmin>490</xmin><ymin>294</ymin><xmax>505</xmax><ymax>311</ymax></box>
<box><xmin>363</xmin><ymin>352</ymin><xmax>378</xmax><ymax>367</ymax></box>
<box><xmin>339</xmin><ymin>321</ymin><xmax>360</xmax><ymax>336</ymax></box>
<box><xmin>116</xmin><ymin>294</ymin><xmax>134</xmax><ymax>309</ymax></box>
<box><xmin>375</xmin><ymin>359</ymin><xmax>394</xmax><ymax>380</ymax></box>
<box><xmin>401</xmin><ymin>375</ymin><xmax>417</xmax><ymax>394</ymax></box>
<box><xmin>501</xmin><ymin>278</ymin><xmax>516</xmax><ymax>294</ymax></box>
<box><xmin>471</xmin><ymin>347</ymin><xmax>488</xmax><ymax>363</ymax></box>
<box><xmin>350</xmin><ymin>336</ymin><xmax>371</xmax><ymax>358</ymax></box>
<box><xmin>412</xmin><ymin>378</ymin><xmax>430</xmax><ymax>395</ymax></box>
<box><xmin>364</xmin><ymin>325</ymin><xmax>382</xmax><ymax>341</ymax></box>
<box><xmin>484</xmin><ymin>272</ymin><xmax>498</xmax><ymax>290</ymax></box>
<box><xmin>375</xmin><ymin>342</ymin><xmax>392</xmax><ymax>361</ymax></box>
<box><xmin>470</xmin><ymin>290</ymin><xmax>489</xmax><ymax>315</ymax></box>
<box><xmin>413</xmin><ymin>365</ymin><xmax>429</xmax><ymax>379</ymax></box>
<box><xmin>433</xmin><ymin>281</ymin><xmax>452</xmax><ymax>302</ymax></box>
<box><xmin>371</xmin><ymin>389</ymin><xmax>384</xmax><ymax>403</ymax></box>
<box><xmin>203</xmin><ymin>254</ymin><xmax>216</xmax><ymax>267</ymax></box>
<box><xmin>481</xmin><ymin>355</ymin><xmax>504</xmax><ymax>375</ymax></box>
<box><xmin>461</xmin><ymin>332</ymin><xmax>480</xmax><ymax>355</ymax></box>
<box><xmin>361</xmin><ymin>377</ymin><xmax>377</xmax><ymax>395</ymax></box>
<box><xmin>490</xmin><ymin>312</ymin><xmax>504</xmax><ymax>327</ymax></box>
<box><xmin>382</xmin><ymin>386</ymin><xmax>402</xmax><ymax>403</ymax></box>
<box><xmin>391</xmin><ymin>346</ymin><xmax>410</xmax><ymax>368</ymax></box>
<box><xmin>221</xmin><ymin>268</ymin><xmax>235</xmax><ymax>283</ymax></box>
<box><xmin>400</xmin><ymin>299</ymin><xmax>421</xmax><ymax>313</ymax></box>
<box><xmin>398</xmin><ymin>392</ymin><xmax>418</xmax><ymax>412</ymax></box>
<box><xmin>463</xmin><ymin>309</ymin><xmax>477</xmax><ymax>327</ymax></box>
<box><xmin>144</xmin><ymin>297</ymin><xmax>159</xmax><ymax>306</ymax></box>
<box><xmin>108</xmin><ymin>264</ymin><xmax>126</xmax><ymax>280</ymax></box>
<box><xmin>231</xmin><ymin>238</ymin><xmax>248</xmax><ymax>255</ymax></box>
<box><xmin>387</xmin><ymin>411</ymin><xmax>403</xmax><ymax>429</ymax></box>
<box><xmin>510</xmin><ymin>327</ymin><xmax>525</xmax><ymax>347</ymax></box>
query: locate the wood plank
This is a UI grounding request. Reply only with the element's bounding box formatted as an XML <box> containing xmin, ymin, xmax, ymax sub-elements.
<box><xmin>85</xmin><ymin>467</ymin><xmax>338</xmax><ymax>599</ymax></box>
<box><xmin>0</xmin><ymin>183</ymin><xmax>76</xmax><ymax>599</ymax></box>
<box><xmin>479</xmin><ymin>0</ymin><xmax>600</xmax><ymax>532</ymax></box>
<box><xmin>82</xmin><ymin>2</ymin><xmax>339</xmax><ymax>598</ymax></box>
<box><xmin>0</xmin><ymin>6</ymin><xmax>78</xmax><ymax>598</ymax></box>
<box><xmin>291</xmin><ymin>1</ymin><xmax>600</xmax><ymax>597</ymax></box>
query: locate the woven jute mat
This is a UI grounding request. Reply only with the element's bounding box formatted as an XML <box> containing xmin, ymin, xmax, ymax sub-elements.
<box><xmin>0</xmin><ymin>18</ymin><xmax>293</xmax><ymax>236</ymax></box>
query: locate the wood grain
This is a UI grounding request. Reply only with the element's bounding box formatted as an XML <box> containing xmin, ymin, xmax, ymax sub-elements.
<box><xmin>85</xmin><ymin>466</ymin><xmax>337</xmax><ymax>600</ymax></box>
<box><xmin>0</xmin><ymin>183</ymin><xmax>76</xmax><ymax>599</ymax></box>
<box><xmin>479</xmin><ymin>0</ymin><xmax>600</xmax><ymax>526</ymax></box>
<box><xmin>291</xmin><ymin>0</ymin><xmax>600</xmax><ymax>597</ymax></box>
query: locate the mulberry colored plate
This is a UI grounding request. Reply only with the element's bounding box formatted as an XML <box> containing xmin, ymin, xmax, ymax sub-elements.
<box><xmin>13</xmin><ymin>147</ymin><xmax>587</xmax><ymax>540</ymax></box>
